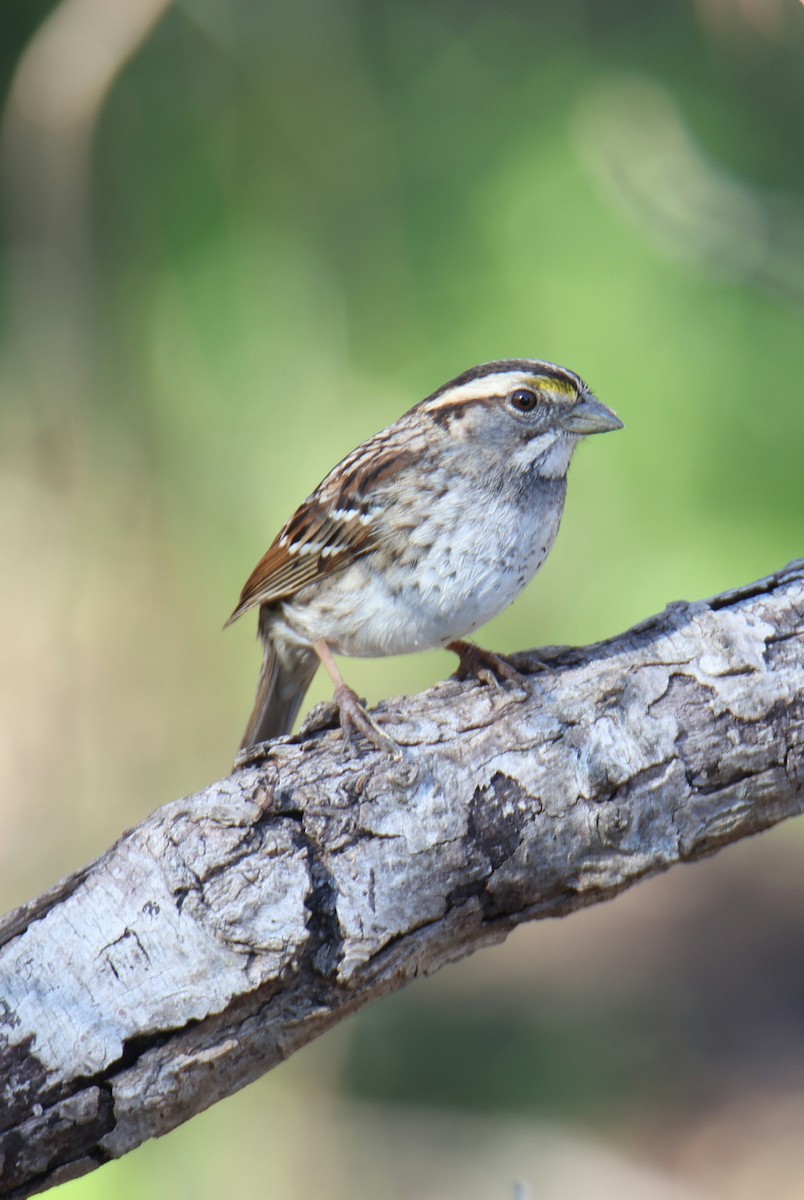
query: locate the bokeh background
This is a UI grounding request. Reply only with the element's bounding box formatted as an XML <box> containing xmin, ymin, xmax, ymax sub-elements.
<box><xmin>2</xmin><ymin>1</ymin><xmax>804</xmax><ymax>1196</ymax></box>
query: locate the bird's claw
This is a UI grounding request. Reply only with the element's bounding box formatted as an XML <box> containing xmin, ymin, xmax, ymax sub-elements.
<box><xmin>335</xmin><ymin>684</ymin><xmax>404</xmax><ymax>760</ymax></box>
<box><xmin>447</xmin><ymin>639</ymin><xmax>538</xmax><ymax>688</ymax></box>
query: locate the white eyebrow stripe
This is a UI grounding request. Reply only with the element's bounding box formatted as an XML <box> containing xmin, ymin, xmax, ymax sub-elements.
<box><xmin>425</xmin><ymin>368</ymin><xmax>575</xmax><ymax>409</ymax></box>
<box><xmin>427</xmin><ymin>372</ymin><xmax>529</xmax><ymax>407</ymax></box>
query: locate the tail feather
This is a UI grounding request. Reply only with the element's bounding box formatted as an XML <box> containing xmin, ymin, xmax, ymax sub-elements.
<box><xmin>240</xmin><ymin>616</ymin><xmax>319</xmax><ymax>749</ymax></box>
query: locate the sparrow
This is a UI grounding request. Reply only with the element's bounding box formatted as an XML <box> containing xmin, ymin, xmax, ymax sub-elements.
<box><xmin>227</xmin><ymin>359</ymin><xmax>622</xmax><ymax>753</ymax></box>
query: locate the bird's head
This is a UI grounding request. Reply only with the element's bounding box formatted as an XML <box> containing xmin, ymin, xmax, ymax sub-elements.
<box><xmin>419</xmin><ymin>358</ymin><xmax>623</xmax><ymax>477</ymax></box>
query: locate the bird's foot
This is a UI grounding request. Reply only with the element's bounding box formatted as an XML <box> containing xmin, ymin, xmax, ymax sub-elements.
<box><xmin>447</xmin><ymin>639</ymin><xmax>540</xmax><ymax>688</ymax></box>
<box><xmin>335</xmin><ymin>683</ymin><xmax>403</xmax><ymax>760</ymax></box>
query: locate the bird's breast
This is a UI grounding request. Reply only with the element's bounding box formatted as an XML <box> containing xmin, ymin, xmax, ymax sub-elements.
<box><xmin>279</xmin><ymin>475</ymin><xmax>567</xmax><ymax>658</ymax></box>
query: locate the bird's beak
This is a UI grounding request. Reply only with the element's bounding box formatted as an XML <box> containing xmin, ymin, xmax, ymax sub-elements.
<box><xmin>562</xmin><ymin>393</ymin><xmax>624</xmax><ymax>435</ymax></box>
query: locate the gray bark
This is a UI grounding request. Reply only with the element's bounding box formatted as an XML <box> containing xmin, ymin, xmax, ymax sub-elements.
<box><xmin>2</xmin><ymin>561</ymin><xmax>803</xmax><ymax>1197</ymax></box>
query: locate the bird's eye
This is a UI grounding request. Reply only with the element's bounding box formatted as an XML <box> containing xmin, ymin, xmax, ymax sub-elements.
<box><xmin>510</xmin><ymin>388</ymin><xmax>538</xmax><ymax>413</ymax></box>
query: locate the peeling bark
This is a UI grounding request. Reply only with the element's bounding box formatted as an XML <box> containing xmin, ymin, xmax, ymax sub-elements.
<box><xmin>1</xmin><ymin>561</ymin><xmax>803</xmax><ymax>1197</ymax></box>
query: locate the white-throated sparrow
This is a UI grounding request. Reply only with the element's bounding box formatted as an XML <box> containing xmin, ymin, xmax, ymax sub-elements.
<box><xmin>228</xmin><ymin>359</ymin><xmax>622</xmax><ymax>753</ymax></box>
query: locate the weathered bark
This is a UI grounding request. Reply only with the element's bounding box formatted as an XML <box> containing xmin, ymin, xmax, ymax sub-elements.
<box><xmin>1</xmin><ymin>561</ymin><xmax>803</xmax><ymax>1197</ymax></box>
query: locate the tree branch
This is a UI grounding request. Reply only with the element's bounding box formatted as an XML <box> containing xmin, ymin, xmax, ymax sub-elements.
<box><xmin>2</xmin><ymin>561</ymin><xmax>803</xmax><ymax>1197</ymax></box>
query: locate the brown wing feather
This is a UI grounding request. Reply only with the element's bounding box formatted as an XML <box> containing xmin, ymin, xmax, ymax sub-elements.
<box><xmin>225</xmin><ymin>433</ymin><xmax>420</xmax><ymax>628</ymax></box>
<box><xmin>225</xmin><ymin>509</ymin><xmax>377</xmax><ymax>626</ymax></box>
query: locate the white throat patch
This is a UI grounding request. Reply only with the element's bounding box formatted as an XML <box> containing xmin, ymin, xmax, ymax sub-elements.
<box><xmin>512</xmin><ymin>433</ymin><xmax>575</xmax><ymax>476</ymax></box>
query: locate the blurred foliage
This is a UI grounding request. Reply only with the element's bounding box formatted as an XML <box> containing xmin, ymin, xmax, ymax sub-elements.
<box><xmin>2</xmin><ymin>1</ymin><xmax>804</xmax><ymax>1197</ymax></box>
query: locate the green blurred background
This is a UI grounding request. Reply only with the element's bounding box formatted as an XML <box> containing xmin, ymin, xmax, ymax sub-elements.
<box><xmin>2</xmin><ymin>1</ymin><xmax>804</xmax><ymax>1196</ymax></box>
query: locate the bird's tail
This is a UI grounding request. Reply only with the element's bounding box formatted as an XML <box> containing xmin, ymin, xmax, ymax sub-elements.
<box><xmin>240</xmin><ymin>614</ymin><xmax>319</xmax><ymax>750</ymax></box>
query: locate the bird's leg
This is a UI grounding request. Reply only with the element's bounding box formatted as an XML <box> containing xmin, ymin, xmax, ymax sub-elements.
<box><xmin>313</xmin><ymin>640</ymin><xmax>402</xmax><ymax>758</ymax></box>
<box><xmin>446</xmin><ymin>639</ymin><xmax>533</xmax><ymax>688</ymax></box>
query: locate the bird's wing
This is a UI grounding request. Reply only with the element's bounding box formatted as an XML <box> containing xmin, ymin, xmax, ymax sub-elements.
<box><xmin>225</xmin><ymin>432</ymin><xmax>417</xmax><ymax>626</ymax></box>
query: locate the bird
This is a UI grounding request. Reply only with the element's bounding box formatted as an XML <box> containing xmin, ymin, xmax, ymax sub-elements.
<box><xmin>227</xmin><ymin>358</ymin><xmax>622</xmax><ymax>754</ymax></box>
